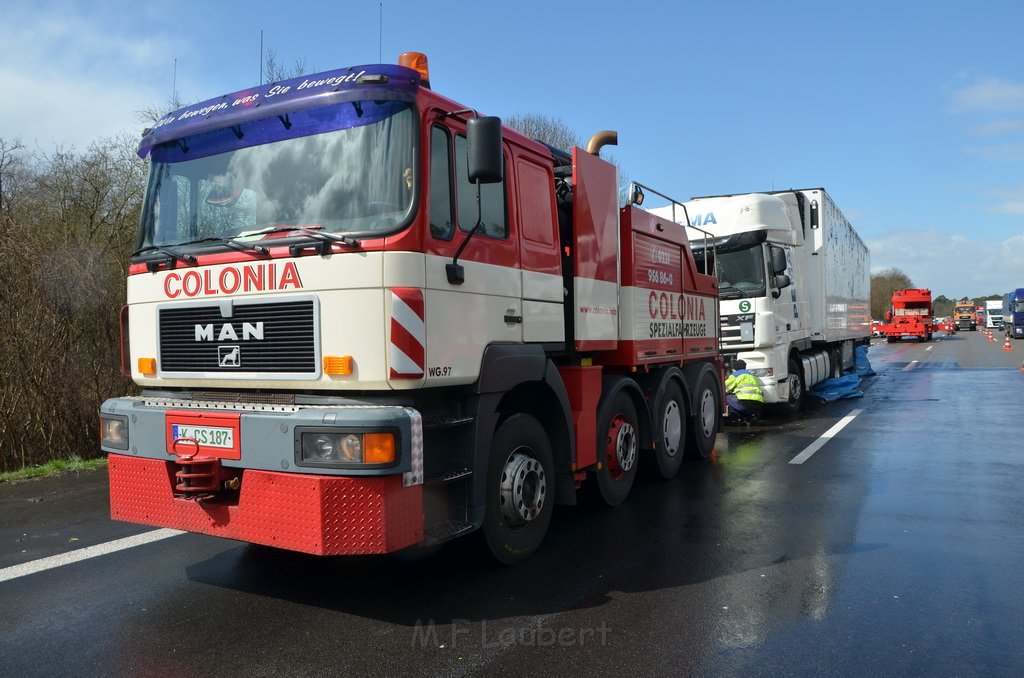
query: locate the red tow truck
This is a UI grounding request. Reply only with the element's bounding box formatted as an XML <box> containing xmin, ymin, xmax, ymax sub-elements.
<box><xmin>99</xmin><ymin>52</ymin><xmax>725</xmax><ymax>563</ymax></box>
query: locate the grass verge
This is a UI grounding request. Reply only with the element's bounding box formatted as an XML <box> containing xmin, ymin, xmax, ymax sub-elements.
<box><xmin>0</xmin><ymin>456</ymin><xmax>108</xmax><ymax>483</ymax></box>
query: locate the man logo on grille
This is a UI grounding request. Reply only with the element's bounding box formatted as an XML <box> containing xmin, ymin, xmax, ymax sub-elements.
<box><xmin>219</xmin><ymin>345</ymin><xmax>241</xmax><ymax>368</ymax></box>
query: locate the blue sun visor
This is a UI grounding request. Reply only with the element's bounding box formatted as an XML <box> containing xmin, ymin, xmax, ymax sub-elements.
<box><xmin>138</xmin><ymin>64</ymin><xmax>421</xmax><ymax>159</ymax></box>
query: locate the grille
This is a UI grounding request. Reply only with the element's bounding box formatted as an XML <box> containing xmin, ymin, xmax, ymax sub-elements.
<box><xmin>159</xmin><ymin>300</ymin><xmax>316</xmax><ymax>374</ymax></box>
<box><xmin>720</xmin><ymin>313</ymin><xmax>755</xmax><ymax>348</ymax></box>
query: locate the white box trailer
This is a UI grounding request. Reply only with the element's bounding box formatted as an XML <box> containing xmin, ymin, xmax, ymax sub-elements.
<box><xmin>651</xmin><ymin>188</ymin><xmax>870</xmax><ymax>411</ymax></box>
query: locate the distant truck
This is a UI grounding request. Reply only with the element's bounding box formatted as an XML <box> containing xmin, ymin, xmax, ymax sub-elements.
<box><xmin>953</xmin><ymin>300</ymin><xmax>977</xmax><ymax>331</ymax></box>
<box><xmin>985</xmin><ymin>299</ymin><xmax>1004</xmax><ymax>329</ymax></box>
<box><xmin>1002</xmin><ymin>289</ymin><xmax>1024</xmax><ymax>339</ymax></box>
<box><xmin>652</xmin><ymin>188</ymin><xmax>871</xmax><ymax>413</ymax></box>
<box><xmin>880</xmin><ymin>288</ymin><xmax>933</xmax><ymax>342</ymax></box>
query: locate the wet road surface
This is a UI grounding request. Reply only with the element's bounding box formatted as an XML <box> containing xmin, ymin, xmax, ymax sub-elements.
<box><xmin>2</xmin><ymin>330</ymin><xmax>1023</xmax><ymax>676</ymax></box>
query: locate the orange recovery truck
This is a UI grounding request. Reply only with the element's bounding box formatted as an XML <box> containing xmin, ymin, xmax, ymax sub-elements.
<box><xmin>953</xmin><ymin>300</ymin><xmax>977</xmax><ymax>331</ymax></box>
<box><xmin>98</xmin><ymin>52</ymin><xmax>725</xmax><ymax>563</ymax></box>
<box><xmin>881</xmin><ymin>288</ymin><xmax>934</xmax><ymax>342</ymax></box>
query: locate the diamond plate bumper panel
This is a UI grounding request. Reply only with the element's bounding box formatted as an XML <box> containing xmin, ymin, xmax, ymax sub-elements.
<box><xmin>109</xmin><ymin>454</ymin><xmax>423</xmax><ymax>555</ymax></box>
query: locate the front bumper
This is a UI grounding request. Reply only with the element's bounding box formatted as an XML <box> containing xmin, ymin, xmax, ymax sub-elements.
<box><xmin>109</xmin><ymin>455</ymin><xmax>423</xmax><ymax>554</ymax></box>
<box><xmin>101</xmin><ymin>395</ymin><xmax>425</xmax><ymax>554</ymax></box>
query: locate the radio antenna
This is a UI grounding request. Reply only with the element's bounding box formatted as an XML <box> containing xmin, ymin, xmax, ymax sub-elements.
<box><xmin>378</xmin><ymin>3</ymin><xmax>383</xmax><ymax>62</ymax></box>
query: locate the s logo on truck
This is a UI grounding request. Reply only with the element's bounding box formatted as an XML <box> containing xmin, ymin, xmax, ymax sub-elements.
<box><xmin>739</xmin><ymin>300</ymin><xmax>751</xmax><ymax>313</ymax></box>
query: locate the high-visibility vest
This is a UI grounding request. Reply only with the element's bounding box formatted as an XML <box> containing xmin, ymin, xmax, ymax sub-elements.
<box><xmin>725</xmin><ymin>371</ymin><xmax>764</xmax><ymax>403</ymax></box>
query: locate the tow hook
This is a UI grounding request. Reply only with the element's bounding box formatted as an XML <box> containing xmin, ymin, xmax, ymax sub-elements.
<box><xmin>170</xmin><ymin>437</ymin><xmax>222</xmax><ymax>500</ymax></box>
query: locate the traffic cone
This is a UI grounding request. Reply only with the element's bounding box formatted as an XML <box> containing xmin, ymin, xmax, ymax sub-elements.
<box><xmin>1003</xmin><ymin>336</ymin><xmax>1013</xmax><ymax>351</ymax></box>
<box><xmin>988</xmin><ymin>331</ymin><xmax>995</xmax><ymax>342</ymax></box>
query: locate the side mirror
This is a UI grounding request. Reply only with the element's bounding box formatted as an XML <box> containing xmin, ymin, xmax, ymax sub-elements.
<box><xmin>769</xmin><ymin>245</ymin><xmax>787</xmax><ymax>275</ymax></box>
<box><xmin>466</xmin><ymin>116</ymin><xmax>503</xmax><ymax>184</ymax></box>
<box><xmin>773</xmin><ymin>273</ymin><xmax>791</xmax><ymax>291</ymax></box>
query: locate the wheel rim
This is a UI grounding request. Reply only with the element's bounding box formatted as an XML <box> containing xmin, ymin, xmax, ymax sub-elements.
<box><xmin>662</xmin><ymin>400</ymin><xmax>682</xmax><ymax>457</ymax></box>
<box><xmin>606</xmin><ymin>413</ymin><xmax>637</xmax><ymax>479</ymax></box>
<box><xmin>698</xmin><ymin>388</ymin><xmax>716</xmax><ymax>438</ymax></box>
<box><xmin>789</xmin><ymin>373</ymin><xmax>802</xmax><ymax>403</ymax></box>
<box><xmin>499</xmin><ymin>449</ymin><xmax>546</xmax><ymax>528</ymax></box>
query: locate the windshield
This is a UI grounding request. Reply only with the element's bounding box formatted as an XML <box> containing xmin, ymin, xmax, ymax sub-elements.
<box><xmin>139</xmin><ymin>100</ymin><xmax>415</xmax><ymax>250</ymax></box>
<box><xmin>1014</xmin><ymin>301</ymin><xmax>1024</xmax><ymax>313</ymax></box>
<box><xmin>716</xmin><ymin>245</ymin><xmax>767</xmax><ymax>298</ymax></box>
<box><xmin>954</xmin><ymin>305</ymin><xmax>974</xmax><ymax>314</ymax></box>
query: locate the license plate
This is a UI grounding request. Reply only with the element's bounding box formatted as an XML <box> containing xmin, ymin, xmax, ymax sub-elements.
<box><xmin>171</xmin><ymin>424</ymin><xmax>235</xmax><ymax>449</ymax></box>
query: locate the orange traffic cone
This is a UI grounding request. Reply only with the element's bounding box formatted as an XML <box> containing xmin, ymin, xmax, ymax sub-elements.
<box><xmin>988</xmin><ymin>331</ymin><xmax>995</xmax><ymax>342</ymax></box>
<box><xmin>1003</xmin><ymin>336</ymin><xmax>1014</xmax><ymax>351</ymax></box>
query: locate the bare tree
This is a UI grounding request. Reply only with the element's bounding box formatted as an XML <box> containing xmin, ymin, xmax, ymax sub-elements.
<box><xmin>505</xmin><ymin>113</ymin><xmax>631</xmax><ymax>205</ymax></box>
<box><xmin>505</xmin><ymin>113</ymin><xmax>581</xmax><ymax>151</ymax></box>
<box><xmin>264</xmin><ymin>48</ymin><xmax>312</xmax><ymax>83</ymax></box>
<box><xmin>871</xmin><ymin>267</ymin><xmax>914</xmax><ymax>319</ymax></box>
<box><xmin>0</xmin><ymin>137</ymin><xmax>25</xmax><ymax>218</ymax></box>
<box><xmin>0</xmin><ymin>136</ymin><xmax>143</xmax><ymax>472</ymax></box>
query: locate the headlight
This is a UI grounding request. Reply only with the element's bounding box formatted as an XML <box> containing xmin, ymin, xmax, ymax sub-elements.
<box><xmin>298</xmin><ymin>431</ymin><xmax>396</xmax><ymax>466</ymax></box>
<box><xmin>748</xmin><ymin>368</ymin><xmax>774</xmax><ymax>378</ymax></box>
<box><xmin>100</xmin><ymin>415</ymin><xmax>129</xmax><ymax>450</ymax></box>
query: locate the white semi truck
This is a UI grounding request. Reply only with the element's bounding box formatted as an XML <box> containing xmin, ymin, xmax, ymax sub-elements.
<box><xmin>985</xmin><ymin>299</ymin><xmax>1003</xmax><ymax>329</ymax></box>
<box><xmin>652</xmin><ymin>188</ymin><xmax>870</xmax><ymax>412</ymax></box>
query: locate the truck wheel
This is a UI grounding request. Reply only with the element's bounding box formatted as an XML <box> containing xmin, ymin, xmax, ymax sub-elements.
<box><xmin>686</xmin><ymin>368</ymin><xmax>719</xmax><ymax>459</ymax></box>
<box><xmin>594</xmin><ymin>392</ymin><xmax>639</xmax><ymax>506</ymax></box>
<box><xmin>652</xmin><ymin>381</ymin><xmax>686</xmax><ymax>480</ymax></box>
<box><xmin>781</xmin><ymin>358</ymin><xmax>803</xmax><ymax>414</ymax></box>
<box><xmin>829</xmin><ymin>349</ymin><xmax>842</xmax><ymax>378</ymax></box>
<box><xmin>482</xmin><ymin>414</ymin><xmax>554</xmax><ymax>564</ymax></box>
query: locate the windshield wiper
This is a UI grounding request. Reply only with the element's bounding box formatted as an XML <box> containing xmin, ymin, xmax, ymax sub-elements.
<box><xmin>131</xmin><ymin>244</ymin><xmax>197</xmax><ymax>270</ymax></box>
<box><xmin>718</xmin><ymin>285</ymin><xmax>747</xmax><ymax>300</ymax></box>
<box><xmin>183</xmin><ymin>235</ymin><xmax>270</xmax><ymax>256</ymax></box>
<box><xmin>257</xmin><ymin>225</ymin><xmax>360</xmax><ymax>248</ymax></box>
<box><xmin>135</xmin><ymin>236</ymin><xmax>270</xmax><ymax>260</ymax></box>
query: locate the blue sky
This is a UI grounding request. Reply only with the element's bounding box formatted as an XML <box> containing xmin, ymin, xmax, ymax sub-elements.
<box><xmin>3</xmin><ymin>0</ymin><xmax>1022</xmax><ymax>298</ymax></box>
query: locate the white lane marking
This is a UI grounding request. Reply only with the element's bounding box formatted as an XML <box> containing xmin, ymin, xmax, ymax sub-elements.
<box><xmin>903</xmin><ymin>360</ymin><xmax>919</xmax><ymax>371</ymax></box>
<box><xmin>0</xmin><ymin>528</ymin><xmax>184</xmax><ymax>583</ymax></box>
<box><xmin>789</xmin><ymin>409</ymin><xmax>864</xmax><ymax>465</ymax></box>
<box><xmin>926</xmin><ymin>346</ymin><xmax>933</xmax><ymax>351</ymax></box>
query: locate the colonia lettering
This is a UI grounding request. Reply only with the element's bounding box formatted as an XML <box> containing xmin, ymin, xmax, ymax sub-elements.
<box><xmin>163</xmin><ymin>262</ymin><xmax>303</xmax><ymax>298</ymax></box>
<box><xmin>648</xmin><ymin>291</ymin><xmax>707</xmax><ymax>321</ymax></box>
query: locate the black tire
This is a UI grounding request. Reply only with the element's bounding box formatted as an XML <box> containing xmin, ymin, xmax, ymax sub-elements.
<box><xmin>686</xmin><ymin>367</ymin><xmax>719</xmax><ymax>459</ymax></box>
<box><xmin>886</xmin><ymin>336</ymin><xmax>897</xmax><ymax>343</ymax></box>
<box><xmin>594</xmin><ymin>391</ymin><xmax>639</xmax><ymax>506</ymax></box>
<box><xmin>829</xmin><ymin>349</ymin><xmax>842</xmax><ymax>378</ymax></box>
<box><xmin>781</xmin><ymin>357</ymin><xmax>804</xmax><ymax>414</ymax></box>
<box><xmin>481</xmin><ymin>414</ymin><xmax>555</xmax><ymax>564</ymax></box>
<box><xmin>652</xmin><ymin>380</ymin><xmax>686</xmax><ymax>480</ymax></box>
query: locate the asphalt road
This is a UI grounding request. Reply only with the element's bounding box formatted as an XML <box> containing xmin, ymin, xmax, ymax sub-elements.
<box><xmin>2</xmin><ymin>329</ymin><xmax>1023</xmax><ymax>677</ymax></box>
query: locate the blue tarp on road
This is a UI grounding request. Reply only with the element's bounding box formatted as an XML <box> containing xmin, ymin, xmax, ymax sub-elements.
<box><xmin>807</xmin><ymin>345</ymin><xmax>876</xmax><ymax>402</ymax></box>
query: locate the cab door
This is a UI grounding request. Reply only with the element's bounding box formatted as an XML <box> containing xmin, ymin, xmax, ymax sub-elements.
<box><xmin>419</xmin><ymin>115</ymin><xmax>522</xmax><ymax>386</ymax></box>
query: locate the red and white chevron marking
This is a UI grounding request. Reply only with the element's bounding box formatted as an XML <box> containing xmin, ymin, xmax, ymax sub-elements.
<box><xmin>389</xmin><ymin>288</ymin><xmax>425</xmax><ymax>379</ymax></box>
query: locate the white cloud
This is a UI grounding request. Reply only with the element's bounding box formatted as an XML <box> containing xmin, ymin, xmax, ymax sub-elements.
<box><xmin>867</xmin><ymin>230</ymin><xmax>1024</xmax><ymax>298</ymax></box>
<box><xmin>951</xmin><ymin>77</ymin><xmax>1024</xmax><ymax>113</ymax></box>
<box><xmin>967</xmin><ymin>119</ymin><xmax>1024</xmax><ymax>136</ymax></box>
<box><xmin>963</xmin><ymin>142</ymin><xmax>1024</xmax><ymax>161</ymax></box>
<box><xmin>0</xmin><ymin>3</ymin><xmax>177</xmax><ymax>148</ymax></box>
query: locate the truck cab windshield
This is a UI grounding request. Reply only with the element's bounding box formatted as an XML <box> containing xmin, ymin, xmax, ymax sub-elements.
<box><xmin>138</xmin><ymin>100</ymin><xmax>415</xmax><ymax>252</ymax></box>
<box><xmin>716</xmin><ymin>245</ymin><xmax>767</xmax><ymax>299</ymax></box>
